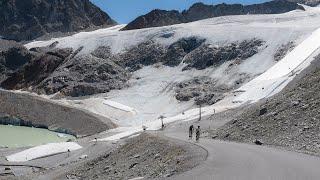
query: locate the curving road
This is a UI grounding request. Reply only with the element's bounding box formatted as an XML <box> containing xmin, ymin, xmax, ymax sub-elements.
<box><xmin>164</xmin><ymin>121</ymin><xmax>320</xmax><ymax>180</ymax></box>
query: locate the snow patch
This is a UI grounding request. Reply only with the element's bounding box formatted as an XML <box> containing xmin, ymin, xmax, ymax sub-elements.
<box><xmin>103</xmin><ymin>100</ymin><xmax>137</xmax><ymax>113</ymax></box>
<box><xmin>6</xmin><ymin>142</ymin><xmax>82</xmax><ymax>162</ymax></box>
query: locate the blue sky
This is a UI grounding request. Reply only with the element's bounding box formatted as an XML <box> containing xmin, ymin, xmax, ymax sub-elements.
<box><xmin>91</xmin><ymin>0</ymin><xmax>269</xmax><ymax>24</ymax></box>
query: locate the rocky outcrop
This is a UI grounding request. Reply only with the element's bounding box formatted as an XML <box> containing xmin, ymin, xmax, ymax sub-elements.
<box><xmin>122</xmin><ymin>0</ymin><xmax>304</xmax><ymax>31</ymax></box>
<box><xmin>37</xmin><ymin>54</ymin><xmax>130</xmax><ymax>97</ymax></box>
<box><xmin>162</xmin><ymin>37</ymin><xmax>205</xmax><ymax>66</ymax></box>
<box><xmin>182</xmin><ymin>39</ymin><xmax>264</xmax><ymax>70</ymax></box>
<box><xmin>175</xmin><ymin>77</ymin><xmax>229</xmax><ymax>105</ymax></box>
<box><xmin>274</xmin><ymin>41</ymin><xmax>296</xmax><ymax>61</ymax></box>
<box><xmin>0</xmin><ymin>45</ymin><xmax>33</xmax><ymax>82</ymax></box>
<box><xmin>215</xmin><ymin>56</ymin><xmax>320</xmax><ymax>155</ymax></box>
<box><xmin>116</xmin><ymin>40</ymin><xmax>166</xmax><ymax>72</ymax></box>
<box><xmin>288</xmin><ymin>0</ymin><xmax>320</xmax><ymax>6</ymax></box>
<box><xmin>1</xmin><ymin>47</ymin><xmax>73</xmax><ymax>90</ymax></box>
<box><xmin>0</xmin><ymin>0</ymin><xmax>116</xmax><ymax>41</ymax></box>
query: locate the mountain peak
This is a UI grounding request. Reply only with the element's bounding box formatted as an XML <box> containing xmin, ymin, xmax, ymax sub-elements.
<box><xmin>122</xmin><ymin>0</ymin><xmax>304</xmax><ymax>31</ymax></box>
<box><xmin>0</xmin><ymin>0</ymin><xmax>117</xmax><ymax>41</ymax></box>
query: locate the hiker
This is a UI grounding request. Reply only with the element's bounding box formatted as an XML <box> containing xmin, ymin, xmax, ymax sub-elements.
<box><xmin>196</xmin><ymin>126</ymin><xmax>201</xmax><ymax>142</ymax></box>
<box><xmin>189</xmin><ymin>125</ymin><xmax>194</xmax><ymax>139</ymax></box>
<box><xmin>67</xmin><ymin>149</ymin><xmax>70</xmax><ymax>157</ymax></box>
<box><xmin>159</xmin><ymin>115</ymin><xmax>165</xmax><ymax>130</ymax></box>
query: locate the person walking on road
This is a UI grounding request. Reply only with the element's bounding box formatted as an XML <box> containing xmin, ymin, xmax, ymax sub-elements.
<box><xmin>196</xmin><ymin>126</ymin><xmax>201</xmax><ymax>142</ymax></box>
<box><xmin>189</xmin><ymin>125</ymin><xmax>194</xmax><ymax>140</ymax></box>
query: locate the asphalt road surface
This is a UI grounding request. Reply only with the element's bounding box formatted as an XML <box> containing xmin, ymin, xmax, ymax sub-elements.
<box><xmin>165</xmin><ymin>121</ymin><xmax>320</xmax><ymax>180</ymax></box>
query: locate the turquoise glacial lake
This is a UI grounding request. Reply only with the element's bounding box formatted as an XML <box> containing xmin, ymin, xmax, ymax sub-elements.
<box><xmin>0</xmin><ymin>125</ymin><xmax>75</xmax><ymax>148</ymax></box>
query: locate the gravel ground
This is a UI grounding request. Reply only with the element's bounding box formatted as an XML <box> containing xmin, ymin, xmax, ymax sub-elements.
<box><xmin>63</xmin><ymin>133</ymin><xmax>206</xmax><ymax>180</ymax></box>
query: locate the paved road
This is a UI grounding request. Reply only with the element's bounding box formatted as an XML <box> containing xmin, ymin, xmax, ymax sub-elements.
<box><xmin>165</xmin><ymin>121</ymin><xmax>320</xmax><ymax>180</ymax></box>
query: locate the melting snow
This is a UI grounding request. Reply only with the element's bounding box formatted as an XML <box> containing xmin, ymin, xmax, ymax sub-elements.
<box><xmin>6</xmin><ymin>142</ymin><xmax>82</xmax><ymax>162</ymax></box>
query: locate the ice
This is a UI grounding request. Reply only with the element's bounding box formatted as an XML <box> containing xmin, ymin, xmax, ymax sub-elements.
<box><xmin>6</xmin><ymin>142</ymin><xmax>82</xmax><ymax>162</ymax></box>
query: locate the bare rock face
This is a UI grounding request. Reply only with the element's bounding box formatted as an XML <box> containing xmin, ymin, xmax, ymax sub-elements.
<box><xmin>0</xmin><ymin>46</ymin><xmax>34</xmax><ymax>82</ymax></box>
<box><xmin>116</xmin><ymin>40</ymin><xmax>166</xmax><ymax>72</ymax></box>
<box><xmin>0</xmin><ymin>0</ymin><xmax>116</xmax><ymax>41</ymax></box>
<box><xmin>162</xmin><ymin>37</ymin><xmax>205</xmax><ymax>66</ymax></box>
<box><xmin>0</xmin><ymin>41</ymin><xmax>130</xmax><ymax>97</ymax></box>
<box><xmin>274</xmin><ymin>41</ymin><xmax>296</xmax><ymax>61</ymax></box>
<box><xmin>183</xmin><ymin>39</ymin><xmax>265</xmax><ymax>70</ymax></box>
<box><xmin>91</xmin><ymin>46</ymin><xmax>113</xmax><ymax>60</ymax></box>
<box><xmin>1</xmin><ymin>47</ymin><xmax>73</xmax><ymax>90</ymax></box>
<box><xmin>122</xmin><ymin>0</ymin><xmax>304</xmax><ymax>31</ymax></box>
<box><xmin>37</xmin><ymin>54</ymin><xmax>130</xmax><ymax>97</ymax></box>
<box><xmin>175</xmin><ymin>77</ymin><xmax>229</xmax><ymax>105</ymax></box>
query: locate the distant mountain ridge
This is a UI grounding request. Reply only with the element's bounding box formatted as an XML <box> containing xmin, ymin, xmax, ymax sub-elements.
<box><xmin>0</xmin><ymin>0</ymin><xmax>117</xmax><ymax>41</ymax></box>
<box><xmin>122</xmin><ymin>0</ymin><xmax>305</xmax><ymax>31</ymax></box>
<box><xmin>288</xmin><ymin>0</ymin><xmax>320</xmax><ymax>6</ymax></box>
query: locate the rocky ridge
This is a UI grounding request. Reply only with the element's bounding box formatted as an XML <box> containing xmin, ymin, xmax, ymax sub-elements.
<box><xmin>122</xmin><ymin>0</ymin><xmax>304</xmax><ymax>31</ymax></box>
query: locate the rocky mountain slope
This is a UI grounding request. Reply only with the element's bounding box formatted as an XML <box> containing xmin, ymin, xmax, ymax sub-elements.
<box><xmin>0</xmin><ymin>37</ymin><xmax>264</xmax><ymax>97</ymax></box>
<box><xmin>0</xmin><ymin>0</ymin><xmax>116</xmax><ymax>41</ymax></box>
<box><xmin>1</xmin><ymin>43</ymin><xmax>74</xmax><ymax>91</ymax></box>
<box><xmin>122</xmin><ymin>0</ymin><xmax>304</xmax><ymax>31</ymax></box>
<box><xmin>215</xmin><ymin>56</ymin><xmax>320</xmax><ymax>155</ymax></box>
